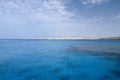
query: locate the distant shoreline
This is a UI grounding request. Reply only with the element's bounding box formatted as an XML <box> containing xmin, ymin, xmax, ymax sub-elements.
<box><xmin>0</xmin><ymin>37</ymin><xmax>120</xmax><ymax>40</ymax></box>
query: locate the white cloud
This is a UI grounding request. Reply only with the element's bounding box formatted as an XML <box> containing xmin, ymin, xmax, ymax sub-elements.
<box><xmin>0</xmin><ymin>0</ymin><xmax>74</xmax><ymax>23</ymax></box>
<box><xmin>82</xmin><ymin>0</ymin><xmax>109</xmax><ymax>5</ymax></box>
<box><xmin>0</xmin><ymin>0</ymin><xmax>103</xmax><ymax>25</ymax></box>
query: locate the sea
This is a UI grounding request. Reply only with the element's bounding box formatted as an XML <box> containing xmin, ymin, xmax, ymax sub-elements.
<box><xmin>0</xmin><ymin>40</ymin><xmax>120</xmax><ymax>80</ymax></box>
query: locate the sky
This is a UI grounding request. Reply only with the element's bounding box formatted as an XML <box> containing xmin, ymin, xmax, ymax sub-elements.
<box><xmin>0</xmin><ymin>0</ymin><xmax>120</xmax><ymax>39</ymax></box>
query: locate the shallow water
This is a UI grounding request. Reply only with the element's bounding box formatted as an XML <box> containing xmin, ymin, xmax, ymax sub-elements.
<box><xmin>0</xmin><ymin>40</ymin><xmax>120</xmax><ymax>80</ymax></box>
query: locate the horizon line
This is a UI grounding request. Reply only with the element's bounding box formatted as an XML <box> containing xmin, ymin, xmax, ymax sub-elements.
<box><xmin>0</xmin><ymin>37</ymin><xmax>120</xmax><ymax>40</ymax></box>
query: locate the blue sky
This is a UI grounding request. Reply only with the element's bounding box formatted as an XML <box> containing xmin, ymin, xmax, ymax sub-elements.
<box><xmin>0</xmin><ymin>0</ymin><xmax>120</xmax><ymax>39</ymax></box>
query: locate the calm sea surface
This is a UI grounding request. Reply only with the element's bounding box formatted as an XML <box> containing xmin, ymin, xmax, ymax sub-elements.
<box><xmin>0</xmin><ymin>40</ymin><xmax>120</xmax><ymax>80</ymax></box>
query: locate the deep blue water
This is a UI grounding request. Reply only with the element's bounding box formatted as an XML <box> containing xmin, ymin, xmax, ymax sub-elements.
<box><xmin>0</xmin><ymin>40</ymin><xmax>120</xmax><ymax>80</ymax></box>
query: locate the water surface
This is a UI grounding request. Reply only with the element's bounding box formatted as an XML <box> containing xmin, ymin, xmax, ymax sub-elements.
<box><xmin>0</xmin><ymin>40</ymin><xmax>120</xmax><ymax>80</ymax></box>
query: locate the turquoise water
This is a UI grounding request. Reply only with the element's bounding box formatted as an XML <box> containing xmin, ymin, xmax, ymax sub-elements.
<box><xmin>0</xmin><ymin>40</ymin><xmax>120</xmax><ymax>80</ymax></box>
